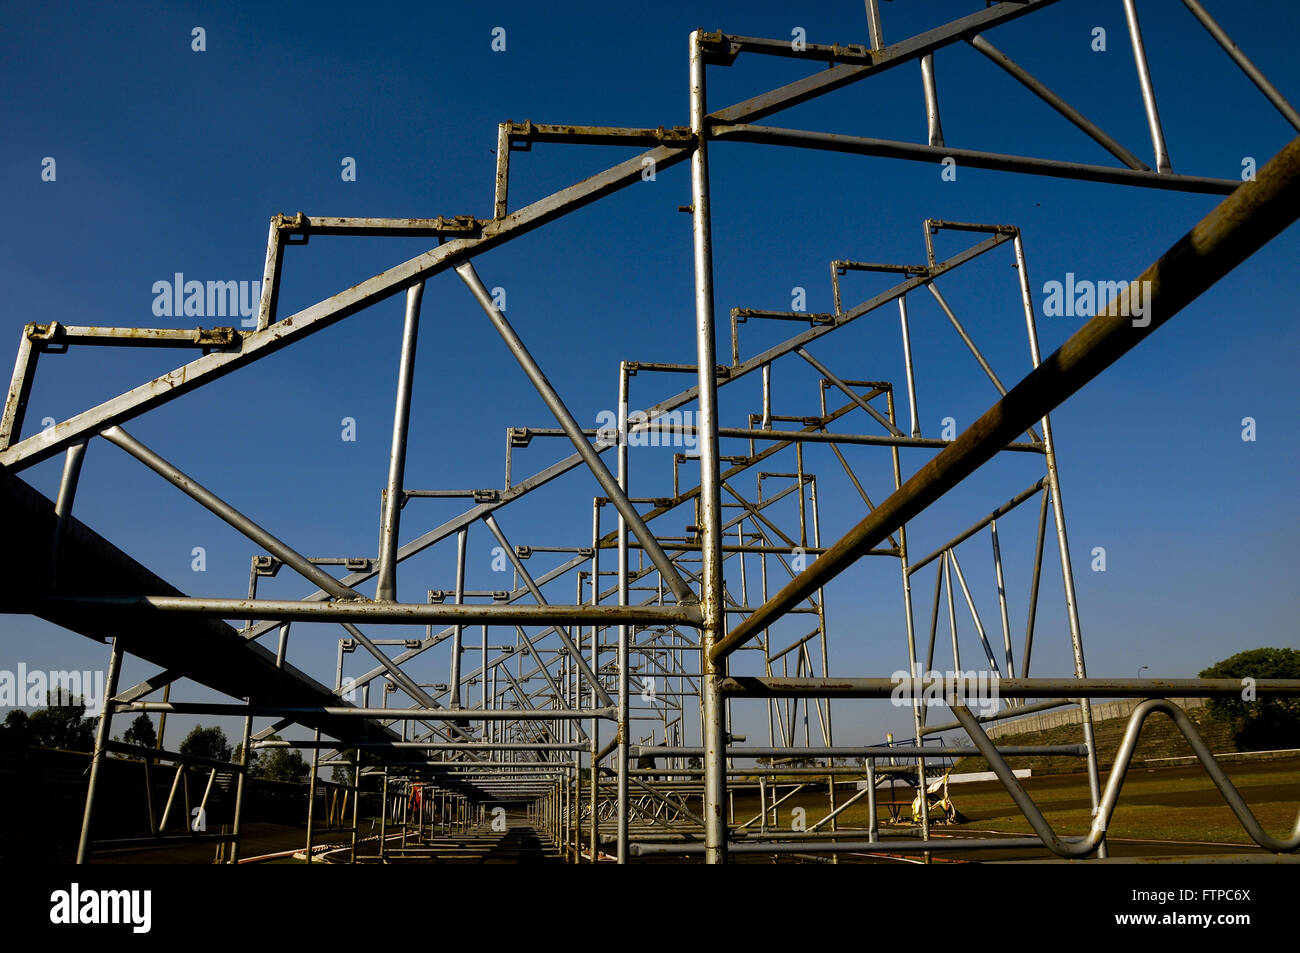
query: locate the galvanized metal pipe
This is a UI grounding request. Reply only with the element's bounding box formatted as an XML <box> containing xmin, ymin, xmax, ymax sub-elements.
<box><xmin>690</xmin><ymin>28</ymin><xmax>730</xmax><ymax>866</ymax></box>
<box><xmin>1012</xmin><ymin>230</ymin><xmax>1105</xmax><ymax>847</ymax></box>
<box><xmin>897</xmin><ymin>296</ymin><xmax>920</xmax><ymax>437</ymax></box>
<box><xmin>1122</xmin><ymin>0</ymin><xmax>1172</xmax><ymax>173</ymax></box>
<box><xmin>1180</xmin><ymin>0</ymin><xmax>1300</xmax><ymax>132</ymax></box>
<box><xmin>919</xmin><ymin>53</ymin><xmax>944</xmax><ymax>147</ymax></box>
<box><xmin>99</xmin><ymin>425</ymin><xmax>362</xmax><ymax>600</ymax></box>
<box><xmin>50</xmin><ymin>440</ymin><xmax>88</xmax><ymax>586</ymax></box>
<box><xmin>376</xmin><ymin>281</ymin><xmax>424</xmax><ymax>602</ymax></box>
<box><xmin>449</xmin><ymin>526</ymin><xmax>467</xmax><ymax>708</ymax></box>
<box><xmin>75</xmin><ymin>637</ymin><xmax>123</xmax><ymax>864</ymax></box>
<box><xmin>718</xmin><ymin>676</ymin><xmax>1300</xmax><ymax>697</ymax></box>
<box><xmin>967</xmin><ymin>34</ymin><xmax>1149</xmax><ymax>170</ymax></box>
<box><xmin>39</xmin><ymin>593</ymin><xmax>696</xmax><ymax>627</ymax></box>
<box><xmin>455</xmin><ymin>259</ymin><xmax>695</xmax><ymax>606</ymax></box>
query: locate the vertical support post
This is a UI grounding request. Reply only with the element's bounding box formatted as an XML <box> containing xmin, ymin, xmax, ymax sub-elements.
<box><xmin>690</xmin><ymin>28</ymin><xmax>728</xmax><ymax>865</ymax></box>
<box><xmin>865</xmin><ymin>0</ymin><xmax>885</xmax><ymax>50</ymax></box>
<box><xmin>890</xmin><ymin>390</ymin><xmax>930</xmax><ymax>856</ymax></box>
<box><xmin>379</xmin><ymin>768</ymin><xmax>388</xmax><ymax>863</ymax></box>
<box><xmin>866</xmin><ymin>760</ymin><xmax>879</xmax><ymax>842</ymax></box>
<box><xmin>350</xmin><ymin>747</ymin><xmax>361</xmax><ymax>863</ymax></box>
<box><xmin>230</xmin><ymin>709</ymin><xmax>253</xmax><ymax>863</ymax></box>
<box><xmin>1122</xmin><ymin>0</ymin><xmax>1172</xmax><ymax>173</ymax></box>
<box><xmin>76</xmin><ymin>636</ymin><xmax>123</xmax><ymax>864</ymax></box>
<box><xmin>142</xmin><ymin>753</ymin><xmax>157</xmax><ymax>837</ymax></box>
<box><xmin>898</xmin><ymin>296</ymin><xmax>921</xmax><ymax>437</ymax></box>
<box><xmin>808</xmin><ymin>474</ymin><xmax>838</xmax><ymax>858</ymax></box>
<box><xmin>1022</xmin><ymin>489</ymin><xmax>1050</xmax><ymax>678</ymax></box>
<box><xmin>156</xmin><ymin>683</ymin><xmax>170</xmax><ymax>762</ymax></box>
<box><xmin>920</xmin><ymin>54</ymin><xmax>944</xmax><ymax>147</ymax></box>
<box><xmin>761</xmin><ymin>363</ymin><xmax>772</xmax><ymax>430</ymax></box>
<box><xmin>944</xmin><ymin>551</ymin><xmax>960</xmax><ymax>669</ymax></box>
<box><xmin>0</xmin><ymin>330</ymin><xmax>38</xmax><ymax>450</ymax></box>
<box><xmin>589</xmin><ymin>499</ymin><xmax>601</xmax><ymax>862</ymax></box>
<box><xmin>616</xmin><ymin>362</ymin><xmax>631</xmax><ymax>863</ymax></box>
<box><xmin>450</xmin><ymin>526</ymin><xmax>468</xmax><ymax>708</ymax></box>
<box><xmin>305</xmin><ymin>727</ymin><xmax>320</xmax><ymax>863</ymax></box>
<box><xmin>991</xmin><ymin>519</ymin><xmax>1015</xmax><ymax>676</ymax></box>
<box><xmin>275</xmin><ymin>622</ymin><xmax>291</xmax><ymax>668</ymax></box>
<box><xmin>256</xmin><ymin>217</ymin><xmax>286</xmax><ymax>331</ymax></box>
<box><xmin>376</xmin><ymin>281</ymin><xmax>425</xmax><ymax>601</ymax></box>
<box><xmin>1012</xmin><ymin>233</ymin><xmax>1105</xmax><ymax>856</ymax></box>
<box><xmin>495</xmin><ymin>123</ymin><xmax>512</xmax><ymax>218</ymax></box>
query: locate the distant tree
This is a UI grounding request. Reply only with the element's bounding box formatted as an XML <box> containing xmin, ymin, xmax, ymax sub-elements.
<box><xmin>257</xmin><ymin>735</ymin><xmax>309</xmax><ymax>783</ymax></box>
<box><xmin>1</xmin><ymin>709</ymin><xmax>32</xmax><ymax>744</ymax></box>
<box><xmin>331</xmin><ymin>764</ymin><xmax>354</xmax><ymax>786</ymax></box>
<box><xmin>179</xmin><ymin>725</ymin><xmax>232</xmax><ymax>763</ymax></box>
<box><xmin>122</xmin><ymin>713</ymin><xmax>157</xmax><ymax>750</ymax></box>
<box><xmin>1200</xmin><ymin>648</ymin><xmax>1300</xmax><ymax>750</ymax></box>
<box><xmin>25</xmin><ymin>694</ymin><xmax>95</xmax><ymax>751</ymax></box>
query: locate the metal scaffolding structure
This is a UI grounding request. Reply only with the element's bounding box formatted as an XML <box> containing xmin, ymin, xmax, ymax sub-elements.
<box><xmin>4</xmin><ymin>0</ymin><xmax>1300</xmax><ymax>864</ymax></box>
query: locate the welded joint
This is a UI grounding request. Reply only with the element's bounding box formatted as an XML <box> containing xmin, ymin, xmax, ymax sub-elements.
<box><xmin>698</xmin><ymin>31</ymin><xmax>874</xmax><ymax>67</ymax></box>
<box><xmin>252</xmin><ymin>555</ymin><xmax>281</xmax><ymax>577</ymax></box>
<box><xmin>830</xmin><ymin>260</ymin><xmax>929</xmax><ymax>315</ymax></box>
<box><xmin>923</xmin><ymin>218</ymin><xmax>1018</xmax><ymax>268</ymax></box>
<box><xmin>732</xmin><ymin>308</ymin><xmax>834</xmax><ymax>326</ymax></box>
<box><xmin>25</xmin><ymin>322</ymin><xmax>63</xmax><ymax>344</ymax></box>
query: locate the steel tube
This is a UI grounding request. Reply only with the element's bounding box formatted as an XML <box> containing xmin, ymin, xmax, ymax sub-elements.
<box><xmin>1122</xmin><ymin>0</ymin><xmax>1172</xmax><ymax>173</ymax></box>
<box><xmin>75</xmin><ymin>637</ymin><xmax>123</xmax><ymax>864</ymax></box>
<box><xmin>456</xmin><ymin>260</ymin><xmax>695</xmax><ymax>605</ymax></box>
<box><xmin>35</xmin><ymin>594</ymin><xmax>697</xmax><ymax>626</ymax></box>
<box><xmin>710</xmin><ymin>124</ymin><xmax>1235</xmax><ymax>194</ymax></box>
<box><xmin>795</xmin><ymin>347</ymin><xmax>902</xmax><ymax>435</ymax></box>
<box><xmin>898</xmin><ymin>296</ymin><xmax>920</xmax><ymax>437</ymax></box>
<box><xmin>100</xmin><ymin>425</ymin><xmax>362</xmax><ymax>600</ymax></box>
<box><xmin>50</xmin><ymin>440</ymin><xmax>88</xmax><ymax>585</ymax></box>
<box><xmin>920</xmin><ymin>53</ymin><xmax>944</xmax><ymax>147</ymax></box>
<box><xmin>718</xmin><ymin>677</ymin><xmax>1300</xmax><ymax>697</ymax></box>
<box><xmin>907</xmin><ymin>478</ymin><xmax>1048</xmax><ymax>575</ymax></box>
<box><xmin>631</xmin><ymin>745</ymin><xmax>1083</xmax><ymax>758</ymax></box>
<box><xmin>376</xmin><ymin>281</ymin><xmax>424</xmax><ymax>601</ymax></box>
<box><xmin>1012</xmin><ymin>231</ymin><xmax>1106</xmax><ymax>849</ymax></box>
<box><xmin>691</xmin><ymin>28</ymin><xmax>730</xmax><ymax>865</ymax></box>
<box><xmin>449</xmin><ymin>527</ymin><xmax>467</xmax><ymax>708</ymax></box>
<box><xmin>481</xmin><ymin>514</ymin><xmax>613</xmax><ymax>708</ymax></box>
<box><xmin>967</xmin><ymin>34</ymin><xmax>1149</xmax><ymax>170</ymax></box>
<box><xmin>1180</xmin><ymin>0</ymin><xmax>1300</xmax><ymax>132</ymax></box>
<box><xmin>616</xmin><ymin>363</ymin><xmax>631</xmax><ymax>863</ymax></box>
<box><xmin>122</xmin><ymin>702</ymin><xmax>617</xmax><ymax>718</ymax></box>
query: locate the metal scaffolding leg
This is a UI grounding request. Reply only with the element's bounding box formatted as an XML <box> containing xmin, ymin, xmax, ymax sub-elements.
<box><xmin>690</xmin><ymin>29</ymin><xmax>729</xmax><ymax>865</ymax></box>
<box><xmin>75</xmin><ymin>637</ymin><xmax>124</xmax><ymax>864</ymax></box>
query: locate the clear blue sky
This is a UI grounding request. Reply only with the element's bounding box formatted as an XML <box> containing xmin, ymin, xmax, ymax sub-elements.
<box><xmin>3</xmin><ymin>1</ymin><xmax>1298</xmax><ymax>751</ymax></box>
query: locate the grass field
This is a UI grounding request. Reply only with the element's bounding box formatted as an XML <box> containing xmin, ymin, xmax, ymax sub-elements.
<box><xmin>722</xmin><ymin>758</ymin><xmax>1299</xmax><ymax>859</ymax></box>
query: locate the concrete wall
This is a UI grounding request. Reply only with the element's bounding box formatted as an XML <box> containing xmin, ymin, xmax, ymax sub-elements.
<box><xmin>985</xmin><ymin>697</ymin><xmax>1206</xmax><ymax>739</ymax></box>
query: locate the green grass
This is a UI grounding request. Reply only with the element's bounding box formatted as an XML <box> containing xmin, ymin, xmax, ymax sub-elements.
<box><xmin>724</xmin><ymin>760</ymin><xmax>1300</xmax><ymax>846</ymax></box>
